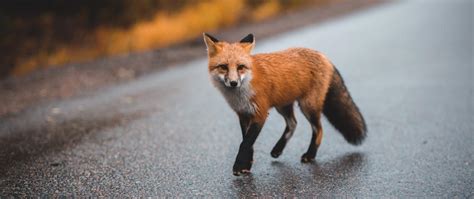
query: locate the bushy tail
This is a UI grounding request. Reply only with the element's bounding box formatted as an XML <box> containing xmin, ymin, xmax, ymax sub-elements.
<box><xmin>323</xmin><ymin>67</ymin><xmax>367</xmax><ymax>145</ymax></box>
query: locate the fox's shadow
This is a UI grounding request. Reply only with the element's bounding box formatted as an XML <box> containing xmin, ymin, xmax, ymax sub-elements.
<box><xmin>231</xmin><ymin>152</ymin><xmax>366</xmax><ymax>197</ymax></box>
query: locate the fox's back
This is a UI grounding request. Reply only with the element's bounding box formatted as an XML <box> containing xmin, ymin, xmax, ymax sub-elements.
<box><xmin>250</xmin><ymin>48</ymin><xmax>334</xmax><ymax>107</ymax></box>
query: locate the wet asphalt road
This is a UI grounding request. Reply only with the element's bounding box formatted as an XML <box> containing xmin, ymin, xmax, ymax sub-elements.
<box><xmin>1</xmin><ymin>0</ymin><xmax>473</xmax><ymax>197</ymax></box>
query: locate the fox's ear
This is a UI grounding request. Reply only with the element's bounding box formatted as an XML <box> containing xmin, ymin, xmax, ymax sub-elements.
<box><xmin>203</xmin><ymin>33</ymin><xmax>220</xmax><ymax>56</ymax></box>
<box><xmin>239</xmin><ymin>34</ymin><xmax>255</xmax><ymax>53</ymax></box>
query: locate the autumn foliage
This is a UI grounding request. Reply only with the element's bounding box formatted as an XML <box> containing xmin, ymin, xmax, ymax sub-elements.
<box><xmin>0</xmin><ymin>0</ymin><xmax>328</xmax><ymax>77</ymax></box>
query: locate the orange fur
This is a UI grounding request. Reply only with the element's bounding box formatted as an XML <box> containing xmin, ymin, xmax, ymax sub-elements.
<box><xmin>250</xmin><ymin>48</ymin><xmax>334</xmax><ymax>116</ymax></box>
<box><xmin>204</xmin><ymin>33</ymin><xmax>366</xmax><ymax>175</ymax></box>
<box><xmin>205</xmin><ymin>36</ymin><xmax>334</xmax><ymax>119</ymax></box>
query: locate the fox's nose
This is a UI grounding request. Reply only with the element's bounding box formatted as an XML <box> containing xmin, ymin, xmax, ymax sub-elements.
<box><xmin>230</xmin><ymin>81</ymin><xmax>238</xmax><ymax>87</ymax></box>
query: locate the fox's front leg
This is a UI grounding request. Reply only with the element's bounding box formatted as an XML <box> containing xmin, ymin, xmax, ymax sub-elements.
<box><xmin>233</xmin><ymin>113</ymin><xmax>267</xmax><ymax>176</ymax></box>
<box><xmin>238</xmin><ymin>114</ymin><xmax>251</xmax><ymax>138</ymax></box>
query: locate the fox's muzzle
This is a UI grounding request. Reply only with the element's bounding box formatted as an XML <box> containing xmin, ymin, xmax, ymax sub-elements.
<box><xmin>224</xmin><ymin>78</ymin><xmax>241</xmax><ymax>88</ymax></box>
<box><xmin>225</xmin><ymin>70</ymin><xmax>241</xmax><ymax>88</ymax></box>
<box><xmin>229</xmin><ymin>80</ymin><xmax>238</xmax><ymax>87</ymax></box>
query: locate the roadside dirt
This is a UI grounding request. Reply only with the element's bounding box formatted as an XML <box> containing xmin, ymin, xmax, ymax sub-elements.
<box><xmin>0</xmin><ymin>0</ymin><xmax>387</xmax><ymax>117</ymax></box>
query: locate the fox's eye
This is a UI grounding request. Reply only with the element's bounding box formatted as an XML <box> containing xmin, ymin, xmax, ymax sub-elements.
<box><xmin>237</xmin><ymin>64</ymin><xmax>246</xmax><ymax>70</ymax></box>
<box><xmin>217</xmin><ymin>64</ymin><xmax>228</xmax><ymax>70</ymax></box>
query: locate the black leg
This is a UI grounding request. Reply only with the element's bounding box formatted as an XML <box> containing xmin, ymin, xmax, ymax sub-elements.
<box><xmin>301</xmin><ymin>113</ymin><xmax>323</xmax><ymax>163</ymax></box>
<box><xmin>238</xmin><ymin>114</ymin><xmax>251</xmax><ymax>139</ymax></box>
<box><xmin>233</xmin><ymin>121</ymin><xmax>264</xmax><ymax>176</ymax></box>
<box><xmin>270</xmin><ymin>104</ymin><xmax>297</xmax><ymax>158</ymax></box>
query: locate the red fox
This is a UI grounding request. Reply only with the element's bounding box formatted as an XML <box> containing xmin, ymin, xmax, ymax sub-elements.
<box><xmin>203</xmin><ymin>33</ymin><xmax>367</xmax><ymax>176</ymax></box>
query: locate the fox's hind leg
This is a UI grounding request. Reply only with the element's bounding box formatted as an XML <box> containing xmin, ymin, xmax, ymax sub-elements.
<box><xmin>299</xmin><ymin>97</ymin><xmax>324</xmax><ymax>163</ymax></box>
<box><xmin>270</xmin><ymin>103</ymin><xmax>297</xmax><ymax>158</ymax></box>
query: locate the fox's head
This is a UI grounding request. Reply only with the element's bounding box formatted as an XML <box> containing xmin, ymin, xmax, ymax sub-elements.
<box><xmin>203</xmin><ymin>33</ymin><xmax>255</xmax><ymax>89</ymax></box>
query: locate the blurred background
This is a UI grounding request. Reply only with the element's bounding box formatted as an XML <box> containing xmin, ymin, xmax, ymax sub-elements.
<box><xmin>0</xmin><ymin>0</ymin><xmax>379</xmax><ymax>116</ymax></box>
<box><xmin>1</xmin><ymin>0</ymin><xmax>342</xmax><ymax>77</ymax></box>
<box><xmin>1</xmin><ymin>0</ymin><xmax>471</xmax><ymax>197</ymax></box>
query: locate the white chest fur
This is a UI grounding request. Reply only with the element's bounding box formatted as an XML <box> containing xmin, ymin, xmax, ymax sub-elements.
<box><xmin>214</xmin><ymin>81</ymin><xmax>256</xmax><ymax>114</ymax></box>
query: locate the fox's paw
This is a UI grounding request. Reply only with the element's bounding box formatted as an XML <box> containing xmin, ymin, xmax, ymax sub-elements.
<box><xmin>301</xmin><ymin>153</ymin><xmax>315</xmax><ymax>163</ymax></box>
<box><xmin>270</xmin><ymin>139</ymin><xmax>287</xmax><ymax>159</ymax></box>
<box><xmin>232</xmin><ymin>160</ymin><xmax>253</xmax><ymax>176</ymax></box>
<box><xmin>270</xmin><ymin>150</ymin><xmax>282</xmax><ymax>158</ymax></box>
<box><xmin>270</xmin><ymin>143</ymin><xmax>284</xmax><ymax>158</ymax></box>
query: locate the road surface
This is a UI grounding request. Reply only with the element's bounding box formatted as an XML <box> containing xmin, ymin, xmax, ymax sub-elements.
<box><xmin>0</xmin><ymin>0</ymin><xmax>472</xmax><ymax>197</ymax></box>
